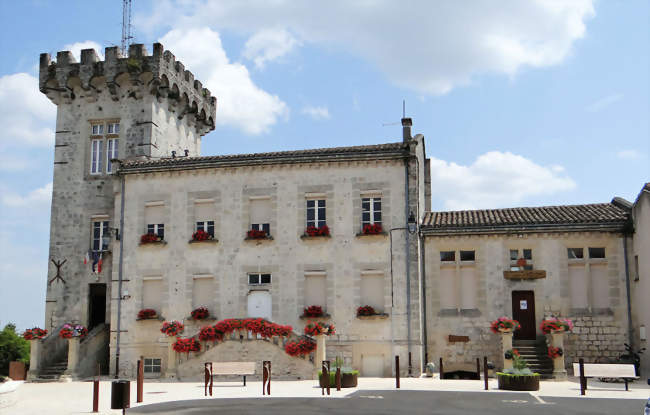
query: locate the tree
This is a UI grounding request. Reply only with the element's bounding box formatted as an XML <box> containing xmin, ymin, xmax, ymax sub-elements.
<box><xmin>0</xmin><ymin>324</ymin><xmax>30</xmax><ymax>376</ymax></box>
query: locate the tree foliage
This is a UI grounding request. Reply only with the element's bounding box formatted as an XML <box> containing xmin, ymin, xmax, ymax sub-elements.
<box><xmin>0</xmin><ymin>323</ymin><xmax>30</xmax><ymax>375</ymax></box>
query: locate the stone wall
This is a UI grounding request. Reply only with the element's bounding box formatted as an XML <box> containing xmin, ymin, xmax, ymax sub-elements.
<box><xmin>564</xmin><ymin>315</ymin><xmax>626</xmax><ymax>368</ymax></box>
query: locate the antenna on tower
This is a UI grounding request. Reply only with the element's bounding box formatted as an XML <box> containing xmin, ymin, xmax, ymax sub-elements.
<box><xmin>121</xmin><ymin>0</ymin><xmax>133</xmax><ymax>55</ymax></box>
<box><xmin>402</xmin><ymin>99</ymin><xmax>406</xmax><ymax>118</ymax></box>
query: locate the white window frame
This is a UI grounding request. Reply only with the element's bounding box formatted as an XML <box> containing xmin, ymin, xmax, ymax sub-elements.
<box><xmin>251</xmin><ymin>223</ymin><xmax>270</xmax><ymax>234</ymax></box>
<box><xmin>106</xmin><ymin>138</ymin><xmax>118</xmax><ymax>173</ymax></box>
<box><xmin>143</xmin><ymin>358</ymin><xmax>161</xmax><ymax>373</ymax></box>
<box><xmin>147</xmin><ymin>223</ymin><xmax>165</xmax><ymax>239</ymax></box>
<box><xmin>107</xmin><ymin>122</ymin><xmax>120</xmax><ymax>134</ymax></box>
<box><xmin>361</xmin><ymin>197</ymin><xmax>382</xmax><ymax>226</ymax></box>
<box><xmin>248</xmin><ymin>273</ymin><xmax>271</xmax><ymax>285</ymax></box>
<box><xmin>196</xmin><ymin>220</ymin><xmax>215</xmax><ymax>237</ymax></box>
<box><xmin>91</xmin><ymin>123</ymin><xmax>104</xmax><ymax>136</ymax></box>
<box><xmin>306</xmin><ymin>199</ymin><xmax>326</xmax><ymax>228</ymax></box>
<box><xmin>90</xmin><ymin>139</ymin><xmax>103</xmax><ymax>174</ymax></box>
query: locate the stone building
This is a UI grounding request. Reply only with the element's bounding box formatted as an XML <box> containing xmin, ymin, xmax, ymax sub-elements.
<box><xmin>32</xmin><ymin>41</ymin><xmax>645</xmax><ymax>381</ymax></box>
<box><xmin>630</xmin><ymin>183</ymin><xmax>650</xmax><ymax>374</ymax></box>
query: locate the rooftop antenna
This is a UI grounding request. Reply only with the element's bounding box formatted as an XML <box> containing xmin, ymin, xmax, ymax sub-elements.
<box><xmin>121</xmin><ymin>0</ymin><xmax>133</xmax><ymax>55</ymax></box>
<box><xmin>381</xmin><ymin>99</ymin><xmax>406</xmax><ymax>126</ymax></box>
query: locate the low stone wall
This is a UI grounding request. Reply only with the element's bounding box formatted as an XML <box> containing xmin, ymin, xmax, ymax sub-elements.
<box><xmin>176</xmin><ymin>338</ymin><xmax>314</xmax><ymax>381</ymax></box>
<box><xmin>564</xmin><ymin>315</ymin><xmax>626</xmax><ymax>370</ymax></box>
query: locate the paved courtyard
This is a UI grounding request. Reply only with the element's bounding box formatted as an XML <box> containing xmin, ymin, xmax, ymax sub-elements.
<box><xmin>1</xmin><ymin>377</ymin><xmax>648</xmax><ymax>414</ymax></box>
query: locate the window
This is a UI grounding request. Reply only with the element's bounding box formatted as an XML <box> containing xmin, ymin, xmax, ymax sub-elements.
<box><xmin>196</xmin><ymin>221</ymin><xmax>214</xmax><ymax>237</ymax></box>
<box><xmin>568</xmin><ymin>248</ymin><xmax>584</xmax><ymax>259</ymax></box>
<box><xmin>106</xmin><ymin>138</ymin><xmax>118</xmax><ymax>173</ymax></box>
<box><xmin>92</xmin><ymin>220</ymin><xmax>109</xmax><ymax>251</ymax></box>
<box><xmin>142</xmin><ymin>278</ymin><xmax>163</xmax><ymax>311</ymax></box>
<box><xmin>250</xmin><ymin>198</ymin><xmax>271</xmax><ymax>235</ymax></box>
<box><xmin>91</xmin><ymin>123</ymin><xmax>104</xmax><ymax>135</ymax></box>
<box><xmin>460</xmin><ymin>250</ymin><xmax>475</xmax><ymax>261</ymax></box>
<box><xmin>147</xmin><ymin>224</ymin><xmax>164</xmax><ymax>239</ymax></box>
<box><xmin>588</xmin><ymin>247</ymin><xmax>606</xmax><ymax>259</ymax></box>
<box><xmin>440</xmin><ymin>251</ymin><xmax>455</xmax><ymax>262</ymax></box>
<box><xmin>306</xmin><ymin>199</ymin><xmax>326</xmax><ymax>228</ymax></box>
<box><xmin>143</xmin><ymin>358</ymin><xmax>161</xmax><ymax>373</ymax></box>
<box><xmin>192</xmin><ymin>277</ymin><xmax>214</xmax><ymax>310</ymax></box>
<box><xmin>248</xmin><ymin>273</ymin><xmax>271</xmax><ymax>285</ymax></box>
<box><xmin>90</xmin><ymin>139</ymin><xmax>103</xmax><ymax>174</ymax></box>
<box><xmin>304</xmin><ymin>273</ymin><xmax>327</xmax><ymax>308</ymax></box>
<box><xmin>361</xmin><ymin>197</ymin><xmax>381</xmax><ymax>226</ymax></box>
<box><xmin>510</xmin><ymin>249</ymin><xmax>533</xmax><ymax>270</ymax></box>
<box><xmin>107</xmin><ymin>122</ymin><xmax>120</xmax><ymax>134</ymax></box>
<box><xmin>360</xmin><ymin>272</ymin><xmax>384</xmax><ymax>312</ymax></box>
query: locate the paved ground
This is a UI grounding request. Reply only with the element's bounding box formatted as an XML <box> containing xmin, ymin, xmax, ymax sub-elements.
<box><xmin>1</xmin><ymin>377</ymin><xmax>648</xmax><ymax>414</ymax></box>
<box><xmin>129</xmin><ymin>391</ymin><xmax>648</xmax><ymax>415</ymax></box>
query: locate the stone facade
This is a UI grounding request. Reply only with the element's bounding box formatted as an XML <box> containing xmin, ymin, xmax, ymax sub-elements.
<box><xmin>630</xmin><ymin>184</ymin><xmax>650</xmax><ymax>375</ymax></box>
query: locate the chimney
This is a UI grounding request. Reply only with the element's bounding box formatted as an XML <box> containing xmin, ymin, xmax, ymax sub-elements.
<box><xmin>401</xmin><ymin>118</ymin><xmax>412</xmax><ymax>142</ymax></box>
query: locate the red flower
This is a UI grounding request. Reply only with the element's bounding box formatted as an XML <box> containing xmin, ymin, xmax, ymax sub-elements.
<box><xmin>140</xmin><ymin>233</ymin><xmax>161</xmax><ymax>244</ymax></box>
<box><xmin>362</xmin><ymin>224</ymin><xmax>383</xmax><ymax>235</ymax></box>
<box><xmin>137</xmin><ymin>309</ymin><xmax>157</xmax><ymax>320</ymax></box>
<box><xmin>247</xmin><ymin>229</ymin><xmax>268</xmax><ymax>239</ymax></box>
<box><xmin>303</xmin><ymin>305</ymin><xmax>324</xmax><ymax>317</ymax></box>
<box><xmin>357</xmin><ymin>305</ymin><xmax>376</xmax><ymax>316</ymax></box>
<box><xmin>284</xmin><ymin>339</ymin><xmax>316</xmax><ymax>357</ymax></box>
<box><xmin>173</xmin><ymin>338</ymin><xmax>201</xmax><ymax>354</ymax></box>
<box><xmin>305</xmin><ymin>225</ymin><xmax>330</xmax><ymax>237</ymax></box>
<box><xmin>161</xmin><ymin>321</ymin><xmax>184</xmax><ymax>337</ymax></box>
<box><xmin>191</xmin><ymin>307</ymin><xmax>210</xmax><ymax>320</ymax></box>
<box><xmin>540</xmin><ymin>318</ymin><xmax>573</xmax><ymax>334</ymax></box>
<box><xmin>304</xmin><ymin>321</ymin><xmax>335</xmax><ymax>336</ymax></box>
<box><xmin>489</xmin><ymin>317</ymin><xmax>521</xmax><ymax>333</ymax></box>
<box><xmin>23</xmin><ymin>327</ymin><xmax>47</xmax><ymax>340</ymax></box>
<box><xmin>192</xmin><ymin>230</ymin><xmax>212</xmax><ymax>241</ymax></box>
<box><xmin>548</xmin><ymin>346</ymin><xmax>563</xmax><ymax>358</ymax></box>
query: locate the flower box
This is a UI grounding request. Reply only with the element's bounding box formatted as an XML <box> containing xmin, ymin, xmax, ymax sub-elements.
<box><xmin>140</xmin><ymin>233</ymin><xmax>164</xmax><ymax>245</ymax></box>
<box><xmin>303</xmin><ymin>225</ymin><xmax>330</xmax><ymax>238</ymax></box>
<box><xmin>191</xmin><ymin>307</ymin><xmax>210</xmax><ymax>320</ymax></box>
<box><xmin>246</xmin><ymin>229</ymin><xmax>270</xmax><ymax>240</ymax></box>
<box><xmin>284</xmin><ymin>339</ymin><xmax>316</xmax><ymax>357</ymax></box>
<box><xmin>304</xmin><ymin>321</ymin><xmax>336</xmax><ymax>336</ymax></box>
<box><xmin>503</xmin><ymin>270</ymin><xmax>546</xmax><ymax>280</ymax></box>
<box><xmin>540</xmin><ymin>318</ymin><xmax>573</xmax><ymax>334</ymax></box>
<box><xmin>490</xmin><ymin>317</ymin><xmax>520</xmax><ymax>333</ymax></box>
<box><xmin>173</xmin><ymin>337</ymin><xmax>201</xmax><ymax>354</ymax></box>
<box><xmin>362</xmin><ymin>224</ymin><xmax>383</xmax><ymax>235</ymax></box>
<box><xmin>59</xmin><ymin>324</ymin><xmax>88</xmax><ymax>339</ymax></box>
<box><xmin>190</xmin><ymin>230</ymin><xmax>214</xmax><ymax>242</ymax></box>
<box><xmin>137</xmin><ymin>309</ymin><xmax>158</xmax><ymax>320</ymax></box>
<box><xmin>319</xmin><ymin>371</ymin><xmax>359</xmax><ymax>388</ymax></box>
<box><xmin>23</xmin><ymin>327</ymin><xmax>48</xmax><ymax>340</ymax></box>
<box><xmin>497</xmin><ymin>373</ymin><xmax>540</xmax><ymax>391</ymax></box>
<box><xmin>160</xmin><ymin>320</ymin><xmax>184</xmax><ymax>337</ymax></box>
<box><xmin>548</xmin><ymin>346</ymin><xmax>563</xmax><ymax>359</ymax></box>
<box><xmin>302</xmin><ymin>305</ymin><xmax>324</xmax><ymax>318</ymax></box>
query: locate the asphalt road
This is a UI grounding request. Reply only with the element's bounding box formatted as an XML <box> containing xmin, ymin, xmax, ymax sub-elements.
<box><xmin>129</xmin><ymin>390</ymin><xmax>648</xmax><ymax>415</ymax></box>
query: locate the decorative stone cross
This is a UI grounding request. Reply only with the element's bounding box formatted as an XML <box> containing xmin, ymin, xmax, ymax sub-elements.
<box><xmin>48</xmin><ymin>259</ymin><xmax>67</xmax><ymax>285</ymax></box>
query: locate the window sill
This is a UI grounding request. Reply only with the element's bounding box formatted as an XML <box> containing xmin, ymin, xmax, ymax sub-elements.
<box><xmin>299</xmin><ymin>313</ymin><xmax>331</xmax><ymax>320</ymax></box>
<box><xmin>244</xmin><ymin>235</ymin><xmax>274</xmax><ymax>241</ymax></box>
<box><xmin>136</xmin><ymin>316</ymin><xmax>164</xmax><ymax>322</ymax></box>
<box><xmin>356</xmin><ymin>313</ymin><xmax>389</xmax><ymax>320</ymax></box>
<box><xmin>139</xmin><ymin>240</ymin><xmax>167</xmax><ymax>246</ymax></box>
<box><xmin>186</xmin><ymin>316</ymin><xmax>218</xmax><ymax>322</ymax></box>
<box><xmin>300</xmin><ymin>234</ymin><xmax>331</xmax><ymax>240</ymax></box>
<box><xmin>188</xmin><ymin>239</ymin><xmax>219</xmax><ymax>244</ymax></box>
<box><xmin>355</xmin><ymin>232</ymin><xmax>388</xmax><ymax>238</ymax></box>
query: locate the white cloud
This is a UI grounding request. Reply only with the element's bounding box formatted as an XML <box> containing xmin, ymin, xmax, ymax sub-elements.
<box><xmin>62</xmin><ymin>40</ymin><xmax>103</xmax><ymax>62</ymax></box>
<box><xmin>0</xmin><ymin>73</ymin><xmax>56</xmax><ymax>149</ymax></box>
<box><xmin>617</xmin><ymin>149</ymin><xmax>644</xmax><ymax>160</ymax></box>
<box><xmin>301</xmin><ymin>105</ymin><xmax>330</xmax><ymax>120</ymax></box>
<box><xmin>139</xmin><ymin>0</ymin><xmax>595</xmax><ymax>95</ymax></box>
<box><xmin>585</xmin><ymin>93</ymin><xmax>623</xmax><ymax>112</ymax></box>
<box><xmin>160</xmin><ymin>27</ymin><xmax>289</xmax><ymax>134</ymax></box>
<box><xmin>430</xmin><ymin>152</ymin><xmax>576</xmax><ymax>210</ymax></box>
<box><xmin>242</xmin><ymin>28</ymin><xmax>301</xmax><ymax>69</ymax></box>
<box><xmin>1</xmin><ymin>182</ymin><xmax>52</xmax><ymax>208</ymax></box>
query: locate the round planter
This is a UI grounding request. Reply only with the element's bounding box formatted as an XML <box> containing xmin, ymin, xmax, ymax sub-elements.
<box><xmin>497</xmin><ymin>373</ymin><xmax>539</xmax><ymax>391</ymax></box>
<box><xmin>318</xmin><ymin>372</ymin><xmax>358</xmax><ymax>388</ymax></box>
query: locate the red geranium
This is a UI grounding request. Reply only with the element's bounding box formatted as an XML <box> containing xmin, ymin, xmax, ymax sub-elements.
<box><xmin>198</xmin><ymin>326</ymin><xmax>223</xmax><ymax>342</ymax></box>
<box><xmin>140</xmin><ymin>233</ymin><xmax>161</xmax><ymax>244</ymax></box>
<box><xmin>137</xmin><ymin>309</ymin><xmax>157</xmax><ymax>320</ymax></box>
<box><xmin>305</xmin><ymin>225</ymin><xmax>330</xmax><ymax>237</ymax></box>
<box><xmin>192</xmin><ymin>230</ymin><xmax>212</xmax><ymax>241</ymax></box>
<box><xmin>173</xmin><ymin>338</ymin><xmax>201</xmax><ymax>354</ymax></box>
<box><xmin>160</xmin><ymin>321</ymin><xmax>184</xmax><ymax>337</ymax></box>
<box><xmin>59</xmin><ymin>324</ymin><xmax>87</xmax><ymax>339</ymax></box>
<box><xmin>304</xmin><ymin>321</ymin><xmax>336</xmax><ymax>336</ymax></box>
<box><xmin>247</xmin><ymin>229</ymin><xmax>267</xmax><ymax>239</ymax></box>
<box><xmin>191</xmin><ymin>307</ymin><xmax>210</xmax><ymax>320</ymax></box>
<box><xmin>303</xmin><ymin>305</ymin><xmax>324</xmax><ymax>317</ymax></box>
<box><xmin>357</xmin><ymin>305</ymin><xmax>376</xmax><ymax>316</ymax></box>
<box><xmin>540</xmin><ymin>318</ymin><xmax>573</xmax><ymax>334</ymax></box>
<box><xmin>362</xmin><ymin>224</ymin><xmax>383</xmax><ymax>235</ymax></box>
<box><xmin>548</xmin><ymin>346</ymin><xmax>563</xmax><ymax>359</ymax></box>
<box><xmin>23</xmin><ymin>327</ymin><xmax>48</xmax><ymax>340</ymax></box>
<box><xmin>284</xmin><ymin>339</ymin><xmax>316</xmax><ymax>357</ymax></box>
<box><xmin>490</xmin><ymin>317</ymin><xmax>521</xmax><ymax>333</ymax></box>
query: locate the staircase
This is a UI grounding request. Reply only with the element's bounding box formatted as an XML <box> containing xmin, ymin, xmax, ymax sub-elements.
<box><xmin>512</xmin><ymin>338</ymin><xmax>554</xmax><ymax>379</ymax></box>
<box><xmin>33</xmin><ymin>356</ymin><xmax>68</xmax><ymax>382</ymax></box>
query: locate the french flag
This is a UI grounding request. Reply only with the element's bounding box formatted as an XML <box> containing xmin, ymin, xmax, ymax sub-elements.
<box><xmin>97</xmin><ymin>253</ymin><xmax>103</xmax><ymax>274</ymax></box>
<box><xmin>83</xmin><ymin>250</ymin><xmax>89</xmax><ymax>265</ymax></box>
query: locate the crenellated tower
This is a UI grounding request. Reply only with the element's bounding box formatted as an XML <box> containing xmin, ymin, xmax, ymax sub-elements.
<box><xmin>38</xmin><ymin>43</ymin><xmax>216</xmax><ymax>376</ymax></box>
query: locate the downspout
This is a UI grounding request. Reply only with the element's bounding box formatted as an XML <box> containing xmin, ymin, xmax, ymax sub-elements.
<box><xmin>420</xmin><ymin>231</ymin><xmax>428</xmax><ymax>364</ymax></box>
<box><xmin>114</xmin><ymin>173</ymin><xmax>126</xmax><ymax>378</ymax></box>
<box><xmin>404</xmin><ymin>158</ymin><xmax>412</xmax><ymax>376</ymax></box>
<box><xmin>623</xmin><ymin>233</ymin><xmax>633</xmax><ymax>346</ymax></box>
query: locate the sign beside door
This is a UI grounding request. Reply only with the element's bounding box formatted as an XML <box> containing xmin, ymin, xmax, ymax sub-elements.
<box><xmin>520</xmin><ymin>300</ymin><xmax>527</xmax><ymax>310</ymax></box>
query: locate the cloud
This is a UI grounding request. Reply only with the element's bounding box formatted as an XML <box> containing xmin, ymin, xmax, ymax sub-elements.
<box><xmin>159</xmin><ymin>27</ymin><xmax>289</xmax><ymax>134</ymax></box>
<box><xmin>301</xmin><ymin>105</ymin><xmax>330</xmax><ymax>120</ymax></box>
<box><xmin>430</xmin><ymin>152</ymin><xmax>576</xmax><ymax>210</ymax></box>
<box><xmin>62</xmin><ymin>40</ymin><xmax>104</xmax><ymax>61</ymax></box>
<box><xmin>1</xmin><ymin>182</ymin><xmax>52</xmax><ymax>208</ymax></box>
<box><xmin>585</xmin><ymin>93</ymin><xmax>623</xmax><ymax>112</ymax></box>
<box><xmin>617</xmin><ymin>149</ymin><xmax>644</xmax><ymax>160</ymax></box>
<box><xmin>242</xmin><ymin>28</ymin><xmax>301</xmax><ymax>69</ymax></box>
<box><xmin>0</xmin><ymin>73</ymin><xmax>56</xmax><ymax>149</ymax></box>
<box><xmin>139</xmin><ymin>0</ymin><xmax>595</xmax><ymax>95</ymax></box>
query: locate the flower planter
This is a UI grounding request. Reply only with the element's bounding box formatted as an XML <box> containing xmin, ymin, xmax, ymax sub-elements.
<box><xmin>497</xmin><ymin>373</ymin><xmax>539</xmax><ymax>391</ymax></box>
<box><xmin>319</xmin><ymin>372</ymin><xmax>358</xmax><ymax>388</ymax></box>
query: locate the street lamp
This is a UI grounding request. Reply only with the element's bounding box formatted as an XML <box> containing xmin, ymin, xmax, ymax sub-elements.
<box><xmin>407</xmin><ymin>211</ymin><xmax>417</xmax><ymax>234</ymax></box>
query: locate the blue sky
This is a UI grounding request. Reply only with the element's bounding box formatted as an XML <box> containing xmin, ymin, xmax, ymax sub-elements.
<box><xmin>0</xmin><ymin>0</ymin><xmax>648</xmax><ymax>330</ymax></box>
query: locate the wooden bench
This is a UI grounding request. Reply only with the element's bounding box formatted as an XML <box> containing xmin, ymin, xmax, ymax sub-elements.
<box><xmin>573</xmin><ymin>363</ymin><xmax>637</xmax><ymax>392</ymax></box>
<box><xmin>204</xmin><ymin>362</ymin><xmax>256</xmax><ymax>396</ymax></box>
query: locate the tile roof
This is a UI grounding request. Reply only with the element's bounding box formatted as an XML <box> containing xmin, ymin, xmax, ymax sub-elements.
<box><xmin>119</xmin><ymin>142</ymin><xmax>408</xmax><ymax>172</ymax></box>
<box><xmin>421</xmin><ymin>203</ymin><xmax>630</xmax><ymax>235</ymax></box>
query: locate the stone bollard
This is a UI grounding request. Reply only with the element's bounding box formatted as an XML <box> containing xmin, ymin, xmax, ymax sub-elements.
<box><xmin>313</xmin><ymin>335</ymin><xmax>326</xmax><ymax>379</ymax></box>
<box><xmin>27</xmin><ymin>339</ymin><xmax>42</xmax><ymax>381</ymax></box>
<box><xmin>501</xmin><ymin>331</ymin><xmax>513</xmax><ymax>370</ymax></box>
<box><xmin>164</xmin><ymin>337</ymin><xmax>177</xmax><ymax>378</ymax></box>
<box><xmin>62</xmin><ymin>337</ymin><xmax>80</xmax><ymax>380</ymax></box>
<box><xmin>550</xmin><ymin>331</ymin><xmax>567</xmax><ymax>380</ymax></box>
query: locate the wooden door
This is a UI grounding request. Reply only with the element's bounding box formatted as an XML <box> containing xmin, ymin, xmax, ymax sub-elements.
<box><xmin>512</xmin><ymin>291</ymin><xmax>536</xmax><ymax>340</ymax></box>
<box><xmin>247</xmin><ymin>291</ymin><xmax>272</xmax><ymax>320</ymax></box>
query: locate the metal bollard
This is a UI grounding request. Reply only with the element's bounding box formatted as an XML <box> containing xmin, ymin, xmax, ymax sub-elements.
<box><xmin>439</xmin><ymin>358</ymin><xmax>444</xmax><ymax>380</ymax></box>
<box><xmin>137</xmin><ymin>358</ymin><xmax>144</xmax><ymax>403</ymax></box>
<box><xmin>395</xmin><ymin>356</ymin><xmax>400</xmax><ymax>389</ymax></box>
<box><xmin>476</xmin><ymin>357</ymin><xmax>480</xmax><ymax>379</ymax></box>
<box><xmin>262</xmin><ymin>361</ymin><xmax>271</xmax><ymax>396</ymax></box>
<box><xmin>483</xmin><ymin>356</ymin><xmax>488</xmax><ymax>390</ymax></box>
<box><xmin>336</xmin><ymin>367</ymin><xmax>341</xmax><ymax>391</ymax></box>
<box><xmin>579</xmin><ymin>358</ymin><xmax>586</xmax><ymax>396</ymax></box>
<box><xmin>92</xmin><ymin>363</ymin><xmax>100</xmax><ymax>413</ymax></box>
<box><xmin>322</xmin><ymin>361</ymin><xmax>330</xmax><ymax>396</ymax></box>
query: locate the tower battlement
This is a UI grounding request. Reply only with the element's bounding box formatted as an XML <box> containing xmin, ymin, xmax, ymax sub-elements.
<box><xmin>39</xmin><ymin>43</ymin><xmax>216</xmax><ymax>136</ymax></box>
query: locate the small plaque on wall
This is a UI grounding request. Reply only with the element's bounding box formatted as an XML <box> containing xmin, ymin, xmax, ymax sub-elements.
<box><xmin>448</xmin><ymin>335</ymin><xmax>470</xmax><ymax>343</ymax></box>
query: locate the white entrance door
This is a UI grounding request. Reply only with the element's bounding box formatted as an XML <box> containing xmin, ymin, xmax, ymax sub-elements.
<box><xmin>247</xmin><ymin>291</ymin><xmax>272</xmax><ymax>320</ymax></box>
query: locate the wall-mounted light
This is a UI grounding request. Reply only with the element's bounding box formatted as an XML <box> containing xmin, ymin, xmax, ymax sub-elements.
<box><xmin>121</xmin><ymin>290</ymin><xmax>131</xmax><ymax>300</ymax></box>
<box><xmin>408</xmin><ymin>211</ymin><xmax>417</xmax><ymax>234</ymax></box>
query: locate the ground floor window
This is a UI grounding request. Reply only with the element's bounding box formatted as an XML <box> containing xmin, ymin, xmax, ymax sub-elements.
<box><xmin>144</xmin><ymin>358</ymin><xmax>161</xmax><ymax>373</ymax></box>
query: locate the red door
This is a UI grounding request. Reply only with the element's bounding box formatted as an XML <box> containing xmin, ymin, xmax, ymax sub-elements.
<box><xmin>512</xmin><ymin>291</ymin><xmax>536</xmax><ymax>340</ymax></box>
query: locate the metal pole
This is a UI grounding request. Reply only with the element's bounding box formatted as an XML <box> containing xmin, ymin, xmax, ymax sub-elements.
<box><xmin>92</xmin><ymin>363</ymin><xmax>100</xmax><ymax>412</ymax></box>
<box><xmin>137</xmin><ymin>358</ymin><xmax>143</xmax><ymax>403</ymax></box>
<box><xmin>439</xmin><ymin>358</ymin><xmax>444</xmax><ymax>380</ymax></box>
<box><xmin>476</xmin><ymin>357</ymin><xmax>480</xmax><ymax>379</ymax></box>
<box><xmin>114</xmin><ymin>174</ymin><xmax>126</xmax><ymax>378</ymax></box>
<box><xmin>395</xmin><ymin>356</ymin><xmax>400</xmax><ymax>388</ymax></box>
<box><xmin>483</xmin><ymin>357</ymin><xmax>488</xmax><ymax>390</ymax></box>
<box><xmin>579</xmin><ymin>358</ymin><xmax>586</xmax><ymax>396</ymax></box>
<box><xmin>335</xmin><ymin>367</ymin><xmax>341</xmax><ymax>391</ymax></box>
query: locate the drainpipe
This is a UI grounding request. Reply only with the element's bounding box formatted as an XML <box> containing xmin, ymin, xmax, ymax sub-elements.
<box><xmin>420</xmin><ymin>232</ymin><xmax>428</xmax><ymax>364</ymax></box>
<box><xmin>114</xmin><ymin>173</ymin><xmax>126</xmax><ymax>378</ymax></box>
<box><xmin>402</xmin><ymin>118</ymin><xmax>412</xmax><ymax>376</ymax></box>
<box><xmin>623</xmin><ymin>234</ymin><xmax>633</xmax><ymax>346</ymax></box>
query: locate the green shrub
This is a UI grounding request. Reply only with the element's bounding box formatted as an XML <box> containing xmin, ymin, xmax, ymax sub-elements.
<box><xmin>0</xmin><ymin>324</ymin><xmax>30</xmax><ymax>376</ymax></box>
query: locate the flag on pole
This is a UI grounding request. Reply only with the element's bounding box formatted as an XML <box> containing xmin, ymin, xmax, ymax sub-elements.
<box><xmin>97</xmin><ymin>253</ymin><xmax>103</xmax><ymax>274</ymax></box>
<box><xmin>91</xmin><ymin>251</ymin><xmax>99</xmax><ymax>273</ymax></box>
<box><xmin>84</xmin><ymin>250</ymin><xmax>90</xmax><ymax>265</ymax></box>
